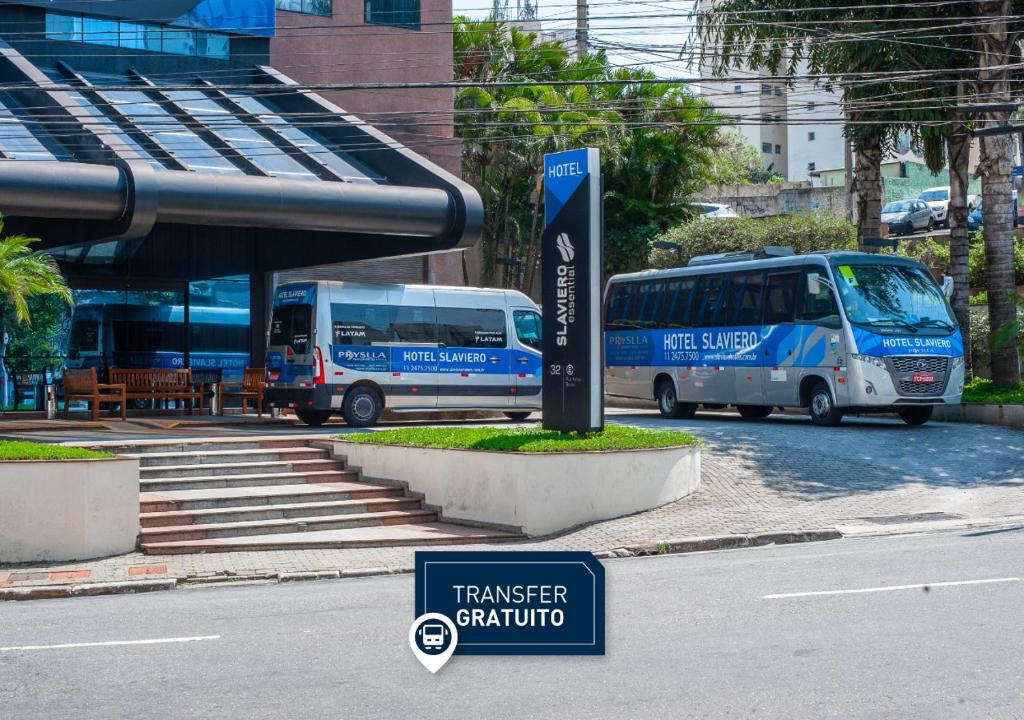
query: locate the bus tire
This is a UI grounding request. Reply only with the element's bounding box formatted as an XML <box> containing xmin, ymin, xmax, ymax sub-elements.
<box><xmin>504</xmin><ymin>412</ymin><xmax>533</xmax><ymax>422</ymax></box>
<box><xmin>656</xmin><ymin>379</ymin><xmax>697</xmax><ymax>419</ymax></box>
<box><xmin>898</xmin><ymin>406</ymin><xmax>933</xmax><ymax>426</ymax></box>
<box><xmin>808</xmin><ymin>381</ymin><xmax>843</xmax><ymax>427</ymax></box>
<box><xmin>737</xmin><ymin>405</ymin><xmax>772</xmax><ymax>420</ymax></box>
<box><xmin>295</xmin><ymin>409</ymin><xmax>332</xmax><ymax>427</ymax></box>
<box><xmin>342</xmin><ymin>386</ymin><xmax>383</xmax><ymax>428</ymax></box>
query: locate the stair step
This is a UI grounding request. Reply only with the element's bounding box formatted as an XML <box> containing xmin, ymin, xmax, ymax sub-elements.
<box><xmin>140</xmin><ymin>497</ymin><xmax>423</xmax><ymax>527</ymax></box>
<box><xmin>94</xmin><ymin>438</ymin><xmax>318</xmax><ymax>455</ymax></box>
<box><xmin>140</xmin><ymin>469</ymin><xmax>360</xmax><ymax>492</ymax></box>
<box><xmin>140</xmin><ymin>458</ymin><xmax>343</xmax><ymax>479</ymax></box>
<box><xmin>134</xmin><ymin>447</ymin><xmax>330</xmax><ymax>467</ymax></box>
<box><xmin>139</xmin><ymin>481</ymin><xmax>404</xmax><ymax>512</ymax></box>
<box><xmin>138</xmin><ymin>509</ymin><xmax>439</xmax><ymax>542</ymax></box>
<box><xmin>140</xmin><ymin>522</ymin><xmax>526</xmax><ymax>554</ymax></box>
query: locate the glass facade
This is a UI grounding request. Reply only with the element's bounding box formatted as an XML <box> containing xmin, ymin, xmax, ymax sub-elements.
<box><xmin>45</xmin><ymin>12</ymin><xmax>231</xmax><ymax>60</ymax></box>
<box><xmin>276</xmin><ymin>0</ymin><xmax>332</xmax><ymax>16</ymax></box>
<box><xmin>364</xmin><ymin>0</ymin><xmax>420</xmax><ymax>29</ymax></box>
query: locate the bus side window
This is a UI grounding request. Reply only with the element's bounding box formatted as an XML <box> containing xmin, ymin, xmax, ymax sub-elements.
<box><xmin>638</xmin><ymin>281</ymin><xmax>665</xmax><ymax>328</ymax></box>
<box><xmin>392</xmin><ymin>306</ymin><xmax>439</xmax><ymax>344</ymax></box>
<box><xmin>662</xmin><ymin>277</ymin><xmax>697</xmax><ymax>329</ymax></box>
<box><xmin>332</xmin><ymin>303</ymin><xmax>393</xmax><ymax>346</ymax></box>
<box><xmin>763</xmin><ymin>273</ymin><xmax>799</xmax><ymax>325</ymax></box>
<box><xmin>438</xmin><ymin>307</ymin><xmax>507</xmax><ymax>348</ymax></box>
<box><xmin>731</xmin><ymin>273</ymin><xmax>764</xmax><ymax>326</ymax></box>
<box><xmin>695</xmin><ymin>276</ymin><xmax>724</xmax><ymax>327</ymax></box>
<box><xmin>796</xmin><ymin>269</ymin><xmax>842</xmax><ymax>328</ymax></box>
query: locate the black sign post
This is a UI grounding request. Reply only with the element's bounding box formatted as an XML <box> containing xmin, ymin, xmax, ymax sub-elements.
<box><xmin>541</xmin><ymin>148</ymin><xmax>604</xmax><ymax>433</ymax></box>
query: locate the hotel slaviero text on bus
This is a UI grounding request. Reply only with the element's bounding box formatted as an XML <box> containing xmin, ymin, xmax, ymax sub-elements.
<box><xmin>603</xmin><ymin>248</ymin><xmax>965</xmax><ymax>427</ymax></box>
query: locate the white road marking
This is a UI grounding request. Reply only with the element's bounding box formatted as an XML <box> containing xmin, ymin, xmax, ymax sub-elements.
<box><xmin>763</xmin><ymin>577</ymin><xmax>1020</xmax><ymax>600</ymax></box>
<box><xmin>0</xmin><ymin>635</ymin><xmax>221</xmax><ymax>652</ymax></box>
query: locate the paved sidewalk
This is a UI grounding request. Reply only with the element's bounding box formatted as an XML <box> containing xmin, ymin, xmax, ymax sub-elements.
<box><xmin>2</xmin><ymin>412</ymin><xmax>1023</xmax><ymax>593</ymax></box>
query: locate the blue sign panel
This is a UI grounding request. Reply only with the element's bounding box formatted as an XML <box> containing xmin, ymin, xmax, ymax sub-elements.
<box><xmin>274</xmin><ymin>283</ymin><xmax>316</xmax><ymax>306</ymax></box>
<box><xmin>851</xmin><ymin>328</ymin><xmax>964</xmax><ymax>357</ymax></box>
<box><xmin>415</xmin><ymin>551</ymin><xmax>605</xmax><ymax>656</ymax></box>
<box><xmin>172</xmin><ymin>0</ymin><xmax>276</xmax><ymax>37</ymax></box>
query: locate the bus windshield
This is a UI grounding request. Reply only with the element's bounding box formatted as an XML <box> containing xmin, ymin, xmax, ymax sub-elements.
<box><xmin>831</xmin><ymin>263</ymin><xmax>955</xmax><ymax>333</ymax></box>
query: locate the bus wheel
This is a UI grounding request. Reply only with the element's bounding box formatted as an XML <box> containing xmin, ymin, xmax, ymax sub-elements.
<box><xmin>295</xmin><ymin>409</ymin><xmax>332</xmax><ymax>427</ymax></box>
<box><xmin>898</xmin><ymin>406</ymin><xmax>933</xmax><ymax>426</ymax></box>
<box><xmin>504</xmin><ymin>412</ymin><xmax>533</xmax><ymax>422</ymax></box>
<box><xmin>737</xmin><ymin>405</ymin><xmax>772</xmax><ymax>420</ymax></box>
<box><xmin>342</xmin><ymin>386</ymin><xmax>383</xmax><ymax>428</ymax></box>
<box><xmin>808</xmin><ymin>381</ymin><xmax>843</xmax><ymax>427</ymax></box>
<box><xmin>656</xmin><ymin>379</ymin><xmax>697</xmax><ymax>420</ymax></box>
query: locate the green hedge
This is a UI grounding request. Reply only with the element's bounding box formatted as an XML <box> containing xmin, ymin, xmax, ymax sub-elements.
<box><xmin>0</xmin><ymin>441</ymin><xmax>112</xmax><ymax>461</ymax></box>
<box><xmin>649</xmin><ymin>212</ymin><xmax>856</xmax><ymax>268</ymax></box>
<box><xmin>900</xmin><ymin>234</ymin><xmax>1024</xmax><ymax>288</ymax></box>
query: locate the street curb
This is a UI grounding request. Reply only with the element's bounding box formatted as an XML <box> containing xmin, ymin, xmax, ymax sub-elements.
<box><xmin>0</xmin><ymin>579</ymin><xmax>176</xmax><ymax>602</ymax></box>
<box><xmin>0</xmin><ymin>529</ymin><xmax>841</xmax><ymax>602</ymax></box>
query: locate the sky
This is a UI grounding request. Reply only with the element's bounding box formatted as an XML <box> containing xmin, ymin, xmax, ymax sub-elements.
<box><xmin>450</xmin><ymin>0</ymin><xmax>699</xmax><ymax>79</ymax></box>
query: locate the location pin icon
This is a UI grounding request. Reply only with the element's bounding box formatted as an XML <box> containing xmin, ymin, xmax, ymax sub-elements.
<box><xmin>409</xmin><ymin>613</ymin><xmax>458</xmax><ymax>674</ymax></box>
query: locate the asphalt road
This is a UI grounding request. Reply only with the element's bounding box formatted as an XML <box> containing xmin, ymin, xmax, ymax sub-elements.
<box><xmin>2</xmin><ymin>530</ymin><xmax>1022</xmax><ymax>719</ymax></box>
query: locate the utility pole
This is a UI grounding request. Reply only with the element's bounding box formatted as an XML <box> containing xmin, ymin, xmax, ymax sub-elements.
<box><xmin>576</xmin><ymin>0</ymin><xmax>589</xmax><ymax>56</ymax></box>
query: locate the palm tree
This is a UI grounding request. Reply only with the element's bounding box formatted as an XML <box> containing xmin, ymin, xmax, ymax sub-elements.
<box><xmin>0</xmin><ymin>221</ymin><xmax>72</xmax><ymax>408</ymax></box>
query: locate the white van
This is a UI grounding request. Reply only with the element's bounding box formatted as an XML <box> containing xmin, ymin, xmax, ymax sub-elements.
<box><xmin>264</xmin><ymin>282</ymin><xmax>543</xmax><ymax>426</ymax></box>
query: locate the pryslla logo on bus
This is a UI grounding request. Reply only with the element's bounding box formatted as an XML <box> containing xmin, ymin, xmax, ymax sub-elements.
<box><xmin>411</xmin><ymin>551</ymin><xmax>605</xmax><ymax>668</ymax></box>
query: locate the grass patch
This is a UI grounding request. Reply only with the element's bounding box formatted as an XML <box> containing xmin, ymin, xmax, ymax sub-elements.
<box><xmin>962</xmin><ymin>377</ymin><xmax>1024</xmax><ymax>405</ymax></box>
<box><xmin>340</xmin><ymin>424</ymin><xmax>699</xmax><ymax>453</ymax></box>
<box><xmin>0</xmin><ymin>441</ymin><xmax>113</xmax><ymax>461</ymax></box>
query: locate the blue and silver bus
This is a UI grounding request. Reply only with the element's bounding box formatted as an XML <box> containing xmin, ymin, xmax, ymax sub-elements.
<box><xmin>67</xmin><ymin>303</ymin><xmax>250</xmax><ymax>379</ymax></box>
<box><xmin>604</xmin><ymin>248</ymin><xmax>965</xmax><ymax>426</ymax></box>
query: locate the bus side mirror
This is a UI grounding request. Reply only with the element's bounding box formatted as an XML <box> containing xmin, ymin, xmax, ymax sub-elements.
<box><xmin>807</xmin><ymin>273</ymin><xmax>823</xmax><ymax>296</ymax></box>
<box><xmin>942</xmin><ymin>275</ymin><xmax>954</xmax><ymax>299</ymax></box>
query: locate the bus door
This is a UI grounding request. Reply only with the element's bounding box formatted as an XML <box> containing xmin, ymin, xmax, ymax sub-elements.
<box><xmin>793</xmin><ymin>267</ymin><xmax>847</xmax><ymax>404</ymax></box>
<box><xmin>388</xmin><ymin>291</ymin><xmax>440</xmax><ymax>409</ymax></box>
<box><xmin>760</xmin><ymin>271</ymin><xmax>804</xmax><ymax>407</ymax></box>
<box><xmin>511</xmin><ymin>307</ymin><xmax>543</xmax><ymax>408</ymax></box>
<box><xmin>435</xmin><ymin>292</ymin><xmax>512</xmax><ymax>408</ymax></box>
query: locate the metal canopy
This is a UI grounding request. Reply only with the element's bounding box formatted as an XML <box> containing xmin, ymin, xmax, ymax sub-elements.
<box><xmin>0</xmin><ymin>41</ymin><xmax>482</xmax><ymax>267</ymax></box>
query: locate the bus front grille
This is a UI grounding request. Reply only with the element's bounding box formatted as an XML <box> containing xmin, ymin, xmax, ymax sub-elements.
<box><xmin>897</xmin><ymin>379</ymin><xmax>946</xmax><ymax>396</ymax></box>
<box><xmin>890</xmin><ymin>356</ymin><xmax>949</xmax><ymax>374</ymax></box>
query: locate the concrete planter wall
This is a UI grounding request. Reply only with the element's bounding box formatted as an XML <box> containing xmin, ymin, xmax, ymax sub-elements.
<box><xmin>334</xmin><ymin>441</ymin><xmax>701</xmax><ymax>537</ymax></box>
<box><xmin>0</xmin><ymin>457</ymin><xmax>139</xmax><ymax>563</ymax></box>
<box><xmin>933</xmin><ymin>403</ymin><xmax>1024</xmax><ymax>428</ymax></box>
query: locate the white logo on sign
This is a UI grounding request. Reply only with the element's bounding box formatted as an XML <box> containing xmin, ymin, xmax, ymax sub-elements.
<box><xmin>556</xmin><ymin>233</ymin><xmax>575</xmax><ymax>263</ymax></box>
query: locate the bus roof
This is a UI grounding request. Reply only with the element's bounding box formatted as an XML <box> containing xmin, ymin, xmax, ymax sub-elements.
<box><xmin>608</xmin><ymin>251</ymin><xmax>927</xmax><ymax>284</ymax></box>
<box><xmin>277</xmin><ymin>281</ymin><xmax>533</xmax><ymax>302</ymax></box>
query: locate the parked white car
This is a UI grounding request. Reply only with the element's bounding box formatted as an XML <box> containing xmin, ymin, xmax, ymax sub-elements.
<box><xmin>919</xmin><ymin>186</ymin><xmax>979</xmax><ymax>228</ymax></box>
<box><xmin>693</xmin><ymin>202</ymin><xmax>739</xmax><ymax>219</ymax></box>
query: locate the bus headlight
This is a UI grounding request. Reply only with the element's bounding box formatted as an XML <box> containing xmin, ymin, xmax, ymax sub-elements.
<box><xmin>851</xmin><ymin>353</ymin><xmax>886</xmax><ymax>369</ymax></box>
<box><xmin>951</xmin><ymin>356</ymin><xmax>965</xmax><ymax>371</ymax></box>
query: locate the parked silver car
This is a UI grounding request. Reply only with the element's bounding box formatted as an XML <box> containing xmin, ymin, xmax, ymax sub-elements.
<box><xmin>882</xmin><ymin>199</ymin><xmax>934</xmax><ymax>235</ymax></box>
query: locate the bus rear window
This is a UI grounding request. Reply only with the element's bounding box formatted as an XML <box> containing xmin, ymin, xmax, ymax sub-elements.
<box><xmin>270</xmin><ymin>305</ymin><xmax>312</xmax><ymax>355</ymax></box>
<box><xmin>69</xmin><ymin>321</ymin><xmax>99</xmax><ymax>355</ymax></box>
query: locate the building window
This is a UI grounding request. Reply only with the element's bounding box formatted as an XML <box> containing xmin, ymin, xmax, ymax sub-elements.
<box><xmin>276</xmin><ymin>0</ymin><xmax>332</xmax><ymax>16</ymax></box>
<box><xmin>733</xmin><ymin>85</ymin><xmax>742</xmax><ymax>94</ymax></box>
<box><xmin>773</xmin><ymin>87</ymin><xmax>782</xmax><ymax>96</ymax></box>
<box><xmin>761</xmin><ymin>84</ymin><xmax>772</xmax><ymax>95</ymax></box>
<box><xmin>762</xmin><ymin>142</ymin><xmax>773</xmax><ymax>154</ymax></box>
<box><xmin>807</xmin><ymin>102</ymin><xmax>816</xmax><ymax>112</ymax></box>
<box><xmin>808</xmin><ymin>132</ymin><xmax>816</xmax><ymax>141</ymax></box>
<box><xmin>45</xmin><ymin>11</ymin><xmax>230</xmax><ymax>59</ymax></box>
<box><xmin>774</xmin><ymin>144</ymin><xmax>782</xmax><ymax>154</ymax></box>
<box><xmin>365</xmin><ymin>0</ymin><xmax>420</xmax><ymax>29</ymax></box>
<box><xmin>808</xmin><ymin>162</ymin><xmax>816</xmax><ymax>173</ymax></box>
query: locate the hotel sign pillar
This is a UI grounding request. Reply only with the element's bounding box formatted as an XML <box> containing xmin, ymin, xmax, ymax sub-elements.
<box><xmin>541</xmin><ymin>148</ymin><xmax>604</xmax><ymax>433</ymax></box>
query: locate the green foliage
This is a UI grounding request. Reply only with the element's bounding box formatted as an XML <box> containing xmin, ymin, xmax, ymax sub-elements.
<box><xmin>0</xmin><ymin>441</ymin><xmax>112</xmax><ymax>461</ymax></box>
<box><xmin>971</xmin><ymin>291</ymin><xmax>988</xmax><ymax>305</ymax></box>
<box><xmin>898</xmin><ymin>235</ymin><xmax>1024</xmax><ymax>288</ymax></box>
<box><xmin>706</xmin><ymin>130</ymin><xmax>770</xmax><ymax>186</ymax></box>
<box><xmin>453</xmin><ymin>16</ymin><xmax>721</xmax><ymax>289</ymax></box>
<box><xmin>605</xmin><ymin>224</ymin><xmax>660</xmax><ymax>277</ymax></box>
<box><xmin>0</xmin><ymin>224</ymin><xmax>71</xmax><ymax>326</ymax></box>
<box><xmin>969</xmin><ymin>303</ymin><xmax>1024</xmax><ymax>377</ymax></box>
<box><xmin>648</xmin><ymin>212</ymin><xmax>856</xmax><ymax>268</ymax></box>
<box><xmin>962</xmin><ymin>377</ymin><xmax>1024</xmax><ymax>405</ymax></box>
<box><xmin>340</xmin><ymin>424</ymin><xmax>699</xmax><ymax>453</ymax></box>
<box><xmin>4</xmin><ymin>294</ymin><xmax>68</xmax><ymax>373</ymax></box>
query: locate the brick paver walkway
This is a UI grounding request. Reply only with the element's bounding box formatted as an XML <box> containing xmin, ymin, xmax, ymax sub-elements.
<box><xmin>2</xmin><ymin>412</ymin><xmax>1022</xmax><ymax>588</ymax></box>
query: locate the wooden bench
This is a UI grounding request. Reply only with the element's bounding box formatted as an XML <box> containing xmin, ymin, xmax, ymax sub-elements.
<box><xmin>63</xmin><ymin>367</ymin><xmax>126</xmax><ymax>421</ymax></box>
<box><xmin>217</xmin><ymin>367</ymin><xmax>266</xmax><ymax>416</ymax></box>
<box><xmin>108</xmin><ymin>368</ymin><xmax>204</xmax><ymax>415</ymax></box>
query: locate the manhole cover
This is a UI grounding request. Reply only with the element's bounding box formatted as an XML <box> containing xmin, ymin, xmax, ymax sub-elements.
<box><xmin>858</xmin><ymin>512</ymin><xmax>965</xmax><ymax>525</ymax></box>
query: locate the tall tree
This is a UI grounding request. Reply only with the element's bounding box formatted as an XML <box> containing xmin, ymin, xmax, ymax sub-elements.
<box><xmin>972</xmin><ymin>0</ymin><xmax>1022</xmax><ymax>387</ymax></box>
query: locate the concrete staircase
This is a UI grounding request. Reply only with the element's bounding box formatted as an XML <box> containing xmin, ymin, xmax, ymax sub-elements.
<box><xmin>108</xmin><ymin>438</ymin><xmax>522</xmax><ymax>554</ymax></box>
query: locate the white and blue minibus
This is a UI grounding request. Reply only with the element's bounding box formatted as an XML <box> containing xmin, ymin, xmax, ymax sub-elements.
<box><xmin>264</xmin><ymin>282</ymin><xmax>543</xmax><ymax>426</ymax></box>
<box><xmin>604</xmin><ymin>248</ymin><xmax>965</xmax><ymax>426</ymax></box>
